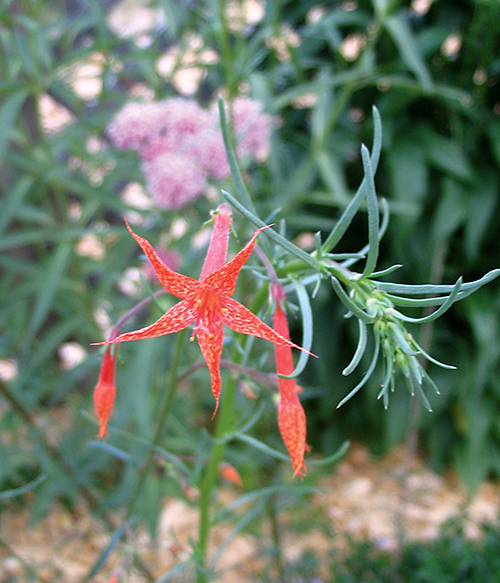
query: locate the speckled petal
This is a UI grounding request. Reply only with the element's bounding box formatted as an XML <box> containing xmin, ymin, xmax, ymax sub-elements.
<box><xmin>199</xmin><ymin>204</ymin><xmax>232</xmax><ymax>283</ymax></box>
<box><xmin>98</xmin><ymin>300</ymin><xmax>196</xmax><ymax>344</ymax></box>
<box><xmin>196</xmin><ymin>319</ymin><xmax>224</xmax><ymax>417</ymax></box>
<box><xmin>220</xmin><ymin>297</ymin><xmax>313</xmax><ymax>354</ymax></box>
<box><xmin>204</xmin><ymin>226</ymin><xmax>270</xmax><ymax>296</ymax></box>
<box><xmin>274</xmin><ymin>299</ymin><xmax>307</xmax><ymax>477</ymax></box>
<box><xmin>125</xmin><ymin>219</ymin><xmax>200</xmax><ymax>299</ymax></box>
<box><xmin>278</xmin><ymin>398</ymin><xmax>307</xmax><ymax>477</ymax></box>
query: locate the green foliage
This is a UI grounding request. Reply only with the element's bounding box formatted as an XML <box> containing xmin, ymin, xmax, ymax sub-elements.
<box><xmin>330</xmin><ymin>521</ymin><xmax>500</xmax><ymax>583</ymax></box>
<box><xmin>1</xmin><ymin>0</ymin><xmax>500</xmax><ymax>580</ymax></box>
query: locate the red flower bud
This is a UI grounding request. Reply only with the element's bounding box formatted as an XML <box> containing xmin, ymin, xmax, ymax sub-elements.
<box><xmin>93</xmin><ymin>346</ymin><xmax>117</xmax><ymax>439</ymax></box>
<box><xmin>272</xmin><ymin>283</ymin><xmax>308</xmax><ymax>477</ymax></box>
<box><xmin>219</xmin><ymin>462</ymin><xmax>244</xmax><ymax>487</ymax></box>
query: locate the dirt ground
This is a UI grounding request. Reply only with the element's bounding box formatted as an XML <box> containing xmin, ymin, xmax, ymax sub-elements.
<box><xmin>1</xmin><ymin>442</ymin><xmax>499</xmax><ymax>583</ymax></box>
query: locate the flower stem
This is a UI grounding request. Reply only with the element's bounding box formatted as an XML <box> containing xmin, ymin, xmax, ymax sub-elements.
<box><xmin>197</xmin><ymin>369</ymin><xmax>239</xmax><ymax>582</ymax></box>
<box><xmin>196</xmin><ymin>288</ymin><xmax>267</xmax><ymax>581</ymax></box>
<box><xmin>125</xmin><ymin>328</ymin><xmax>186</xmax><ymax>520</ymax></box>
<box><xmin>267</xmin><ymin>495</ymin><xmax>286</xmax><ymax>582</ymax></box>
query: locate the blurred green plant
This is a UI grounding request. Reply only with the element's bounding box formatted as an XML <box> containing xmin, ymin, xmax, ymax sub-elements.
<box><xmin>329</xmin><ymin>519</ymin><xmax>500</xmax><ymax>583</ymax></box>
<box><xmin>1</xmin><ymin>0</ymin><xmax>500</xmax><ymax>581</ymax></box>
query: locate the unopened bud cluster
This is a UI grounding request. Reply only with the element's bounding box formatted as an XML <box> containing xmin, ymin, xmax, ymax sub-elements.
<box><xmin>346</xmin><ymin>281</ymin><xmax>443</xmax><ymax>410</ymax></box>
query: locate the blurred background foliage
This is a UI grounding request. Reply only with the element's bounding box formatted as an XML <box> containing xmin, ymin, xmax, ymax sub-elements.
<box><xmin>1</xmin><ymin>0</ymin><xmax>500</xmax><ymax>555</ymax></box>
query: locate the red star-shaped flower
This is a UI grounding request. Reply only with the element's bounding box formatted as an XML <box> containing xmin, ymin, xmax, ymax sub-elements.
<box><xmin>97</xmin><ymin>204</ymin><xmax>310</xmax><ymax>415</ymax></box>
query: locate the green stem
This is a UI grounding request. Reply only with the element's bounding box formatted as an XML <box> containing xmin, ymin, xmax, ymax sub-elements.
<box><xmin>197</xmin><ymin>371</ymin><xmax>239</xmax><ymax>583</ymax></box>
<box><xmin>267</xmin><ymin>495</ymin><xmax>286</xmax><ymax>582</ymax></box>
<box><xmin>216</xmin><ymin>0</ymin><xmax>236</xmax><ymax>98</ymax></box>
<box><xmin>196</xmin><ymin>291</ymin><xmax>267</xmax><ymax>582</ymax></box>
<box><xmin>125</xmin><ymin>328</ymin><xmax>186</xmax><ymax>520</ymax></box>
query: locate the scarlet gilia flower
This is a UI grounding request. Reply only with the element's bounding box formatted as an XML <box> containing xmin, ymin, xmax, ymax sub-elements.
<box><xmin>93</xmin><ymin>345</ymin><xmax>117</xmax><ymax>439</ymax></box>
<box><xmin>271</xmin><ymin>282</ymin><xmax>308</xmax><ymax>477</ymax></box>
<box><xmin>96</xmin><ymin>204</ymin><xmax>310</xmax><ymax>416</ymax></box>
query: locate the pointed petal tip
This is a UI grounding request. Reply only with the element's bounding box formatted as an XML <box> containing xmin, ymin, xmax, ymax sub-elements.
<box><xmin>293</xmin><ymin>464</ymin><xmax>307</xmax><ymax>478</ymax></box>
<box><xmin>97</xmin><ymin>424</ymin><xmax>108</xmax><ymax>440</ymax></box>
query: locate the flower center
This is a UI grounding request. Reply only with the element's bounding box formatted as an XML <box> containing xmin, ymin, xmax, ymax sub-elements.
<box><xmin>192</xmin><ymin>288</ymin><xmax>221</xmax><ymax>337</ymax></box>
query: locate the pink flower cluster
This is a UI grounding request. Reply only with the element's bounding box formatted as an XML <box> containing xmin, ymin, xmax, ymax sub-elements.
<box><xmin>107</xmin><ymin>98</ymin><xmax>273</xmax><ymax>209</ymax></box>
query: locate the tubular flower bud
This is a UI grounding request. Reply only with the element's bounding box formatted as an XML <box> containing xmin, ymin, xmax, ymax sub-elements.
<box><xmin>93</xmin><ymin>345</ymin><xmax>117</xmax><ymax>439</ymax></box>
<box><xmin>271</xmin><ymin>283</ymin><xmax>308</xmax><ymax>477</ymax></box>
<box><xmin>219</xmin><ymin>462</ymin><xmax>244</xmax><ymax>487</ymax></box>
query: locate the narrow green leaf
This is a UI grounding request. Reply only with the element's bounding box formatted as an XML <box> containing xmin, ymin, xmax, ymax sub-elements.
<box><xmin>413</xmin><ymin>342</ymin><xmax>456</xmax><ymax>370</ymax></box>
<box><xmin>384</xmin><ymin>14</ymin><xmax>433</xmax><ymax>90</ymax></box>
<box><xmin>278</xmin><ymin>279</ymin><xmax>313</xmax><ymax>380</ymax></box>
<box><xmin>370</xmin><ymin>105</ymin><xmax>383</xmax><ymax>171</ymax></box>
<box><xmin>87</xmin><ymin>441</ymin><xmax>134</xmax><ymax>464</ymax></box>
<box><xmin>330</xmin><ymin>277</ymin><xmax>373</xmax><ymax>324</ymax></box>
<box><xmin>465</xmin><ymin>171</ymin><xmax>497</xmax><ymax>261</ymax></box>
<box><xmin>307</xmin><ymin>440</ymin><xmax>350</xmax><ymax>466</ymax></box>
<box><xmin>422</xmin><ymin>129</ymin><xmax>474</xmax><ymax>182</ymax></box>
<box><xmin>360</xmin><ymin>144</ymin><xmax>379</xmax><ymax>277</ymax></box>
<box><xmin>422</xmin><ymin>369</ymin><xmax>441</xmax><ymax>395</ymax></box>
<box><xmin>24</xmin><ymin>315</ymin><xmax>87</xmax><ymax>377</ymax></box>
<box><xmin>222</xmin><ymin>190</ymin><xmax>321</xmax><ymax>270</ymax></box>
<box><xmin>0</xmin><ymin>226</ymin><xmax>84</xmax><ymax>251</ymax></box>
<box><xmin>370</xmin><ymin>264</ymin><xmax>403</xmax><ymax>278</ymax></box>
<box><xmin>322</xmin><ymin>106</ymin><xmax>382</xmax><ymax>253</ymax></box>
<box><xmin>218</xmin><ymin>97</ymin><xmax>258</xmax><ymax>217</ymax></box>
<box><xmin>337</xmin><ymin>333</ymin><xmax>380</xmax><ymax>408</ymax></box>
<box><xmin>234</xmin><ymin>433</ymin><xmax>290</xmax><ymax>462</ymax></box>
<box><xmin>431</xmin><ymin>178</ymin><xmax>467</xmax><ymax>243</ymax></box>
<box><xmin>0</xmin><ymin>89</ymin><xmax>28</xmax><ymax>166</ymax></box>
<box><xmin>388</xmin><ymin>323</ymin><xmax>419</xmax><ymax>355</ymax></box>
<box><xmin>81</xmin><ymin>525</ymin><xmax>124</xmax><ymax>582</ymax></box>
<box><xmin>271</xmin><ymin>69</ymin><xmax>371</xmax><ymax>110</ymax></box>
<box><xmin>0</xmin><ymin>175</ymin><xmax>34</xmax><ymax>236</ymax></box>
<box><xmin>343</xmin><ymin>318</ymin><xmax>368</xmax><ymax>375</ymax></box>
<box><xmin>0</xmin><ymin>474</ymin><xmax>46</xmax><ymax>500</ymax></box>
<box><xmin>342</xmin><ymin>197</ymin><xmax>390</xmax><ymax>269</ymax></box>
<box><xmin>154</xmin><ymin>560</ymin><xmax>190</xmax><ymax>583</ymax></box>
<box><xmin>217</xmin><ymin>484</ymin><xmax>318</xmax><ymax>520</ymax></box>
<box><xmin>235</xmin><ymin>403</ymin><xmax>267</xmax><ymax>436</ymax></box>
<box><xmin>377</xmin><ymin>348</ymin><xmax>394</xmax><ymax>409</ymax></box>
<box><xmin>388</xmin><ymin>277</ymin><xmax>463</xmax><ymax>323</ymax></box>
<box><xmin>209</xmin><ymin>500</ymin><xmax>266</xmax><ymax>570</ymax></box>
<box><xmin>26</xmin><ymin>242</ymin><xmax>72</xmax><ymax>341</ymax></box>
<box><xmin>376</xmin><ymin>268</ymin><xmax>500</xmax><ymax>295</ymax></box>
<box><xmin>315</xmin><ymin>150</ymin><xmax>350</xmax><ymax>204</ymax></box>
<box><xmin>13</xmin><ymin>29</ymin><xmax>37</xmax><ymax>78</ymax></box>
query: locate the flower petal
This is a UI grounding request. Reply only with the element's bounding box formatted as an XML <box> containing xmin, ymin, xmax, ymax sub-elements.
<box><xmin>278</xmin><ymin>397</ymin><xmax>307</xmax><ymax>477</ymax></box>
<box><xmin>199</xmin><ymin>203</ymin><xmax>232</xmax><ymax>283</ymax></box>
<box><xmin>125</xmin><ymin>218</ymin><xmax>200</xmax><ymax>298</ymax></box>
<box><xmin>94</xmin><ymin>346</ymin><xmax>117</xmax><ymax>439</ymax></box>
<box><xmin>220</xmin><ymin>297</ymin><xmax>314</xmax><ymax>355</ymax></box>
<box><xmin>96</xmin><ymin>300</ymin><xmax>196</xmax><ymax>344</ymax></box>
<box><xmin>204</xmin><ymin>225</ymin><xmax>271</xmax><ymax>296</ymax></box>
<box><xmin>196</xmin><ymin>319</ymin><xmax>224</xmax><ymax>417</ymax></box>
